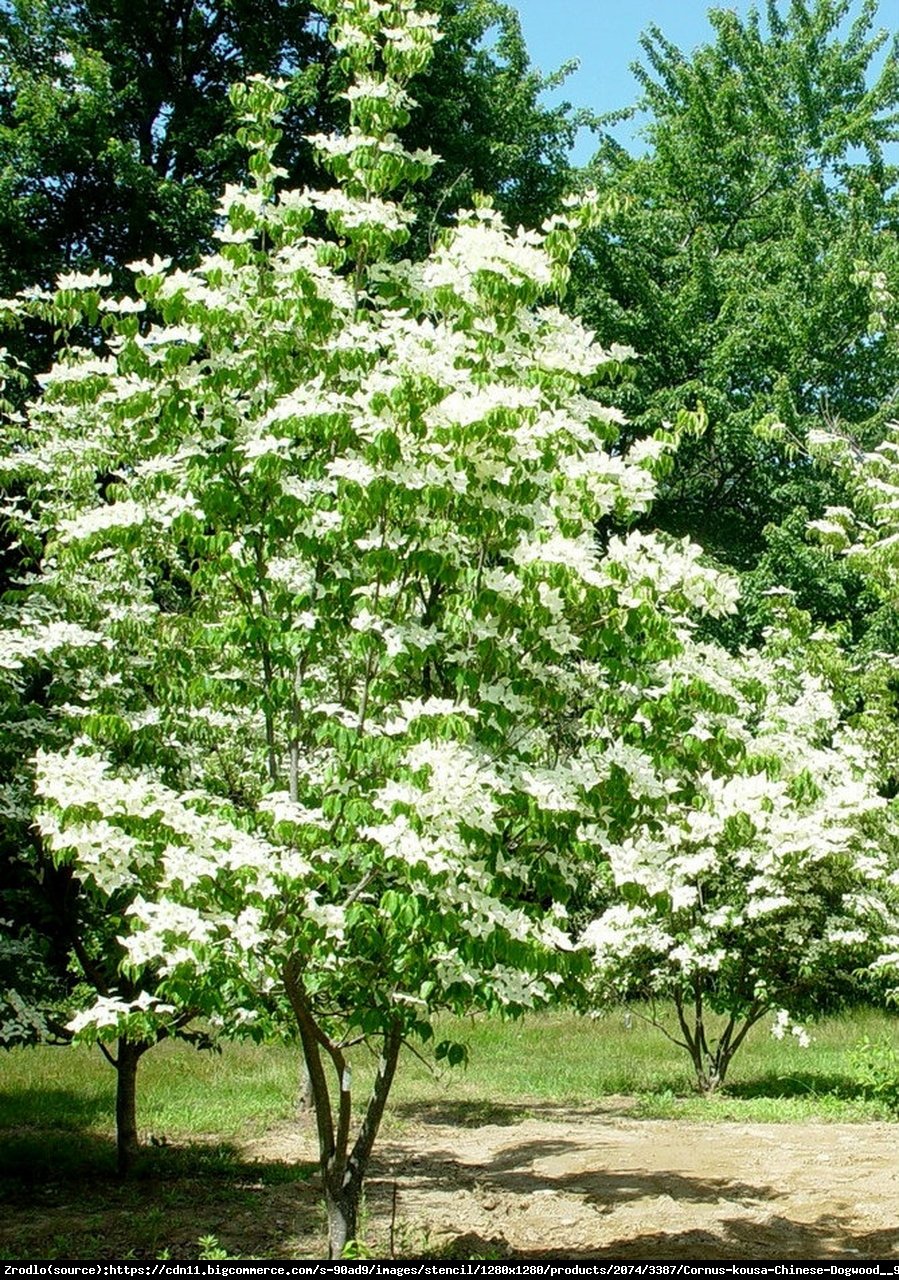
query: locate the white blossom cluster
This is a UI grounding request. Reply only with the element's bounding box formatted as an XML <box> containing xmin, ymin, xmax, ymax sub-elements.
<box><xmin>581</xmin><ymin>629</ymin><xmax>894</xmax><ymax>1073</ymax></box>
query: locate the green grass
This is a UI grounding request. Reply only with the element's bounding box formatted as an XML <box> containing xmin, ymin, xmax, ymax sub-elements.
<box><xmin>383</xmin><ymin>1004</ymin><xmax>899</xmax><ymax>1124</ymax></box>
<box><xmin>3</xmin><ymin>1004</ymin><xmax>899</xmax><ymax>1141</ymax></box>
<box><xmin>0</xmin><ymin>1038</ymin><xmax>298</xmax><ymax>1139</ymax></box>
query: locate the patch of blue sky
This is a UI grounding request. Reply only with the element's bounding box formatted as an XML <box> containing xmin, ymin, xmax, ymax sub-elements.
<box><xmin>510</xmin><ymin>0</ymin><xmax>899</xmax><ymax>167</ymax></box>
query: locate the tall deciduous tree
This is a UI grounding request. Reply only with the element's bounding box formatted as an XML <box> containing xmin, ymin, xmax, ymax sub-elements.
<box><xmin>0</xmin><ymin>0</ymin><xmax>327</xmax><ymax>291</ymax></box>
<box><xmin>4</xmin><ymin>0</ymin><xmax>742</xmax><ymax>1252</ymax></box>
<box><xmin>575</xmin><ymin>0</ymin><xmax>899</xmax><ymax>582</ymax></box>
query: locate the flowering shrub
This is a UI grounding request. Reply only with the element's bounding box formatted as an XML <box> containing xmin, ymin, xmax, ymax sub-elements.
<box><xmin>806</xmin><ymin>421</ymin><xmax>899</xmax><ymax>1006</ymax></box>
<box><xmin>580</xmin><ymin>624</ymin><xmax>894</xmax><ymax>1092</ymax></box>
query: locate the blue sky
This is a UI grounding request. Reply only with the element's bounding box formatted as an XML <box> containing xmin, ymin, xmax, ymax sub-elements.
<box><xmin>510</xmin><ymin>0</ymin><xmax>895</xmax><ymax>164</ymax></box>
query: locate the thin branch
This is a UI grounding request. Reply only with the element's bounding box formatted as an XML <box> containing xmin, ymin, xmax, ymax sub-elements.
<box><xmin>283</xmin><ymin>957</ymin><xmax>335</xmax><ymax>1164</ymax></box>
<box><xmin>635</xmin><ymin>998</ymin><xmax>691</xmax><ymax>1054</ymax></box>
<box><xmin>98</xmin><ymin>1041</ymin><xmax>118</xmax><ymax>1068</ymax></box>
<box><xmin>347</xmin><ymin>1020</ymin><xmax>403</xmax><ymax>1186</ymax></box>
<box><xmin>726</xmin><ymin>1001</ymin><xmax>766</xmax><ymax>1062</ymax></box>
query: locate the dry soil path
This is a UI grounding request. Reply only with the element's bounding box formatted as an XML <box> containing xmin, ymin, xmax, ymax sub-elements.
<box><xmin>247</xmin><ymin>1107</ymin><xmax>899</xmax><ymax>1259</ymax></box>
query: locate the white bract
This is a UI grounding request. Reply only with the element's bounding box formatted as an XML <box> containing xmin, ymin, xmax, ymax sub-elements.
<box><xmin>806</xmin><ymin>420</ymin><xmax>899</xmax><ymax>1006</ymax></box>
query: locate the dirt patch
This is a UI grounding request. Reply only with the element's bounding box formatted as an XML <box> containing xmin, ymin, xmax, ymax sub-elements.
<box><xmin>3</xmin><ymin>1109</ymin><xmax>898</xmax><ymax>1259</ymax></box>
<box><xmin>246</xmin><ymin>1107</ymin><xmax>899</xmax><ymax>1259</ymax></box>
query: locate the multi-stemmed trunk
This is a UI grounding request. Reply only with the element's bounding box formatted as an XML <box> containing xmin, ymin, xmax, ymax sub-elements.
<box><xmin>673</xmin><ymin>985</ymin><xmax>764</xmax><ymax>1094</ymax></box>
<box><xmin>284</xmin><ymin>958</ymin><xmax>404</xmax><ymax>1257</ymax></box>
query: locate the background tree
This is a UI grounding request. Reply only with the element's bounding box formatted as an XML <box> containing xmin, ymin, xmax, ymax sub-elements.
<box><xmin>0</xmin><ymin>0</ymin><xmax>580</xmax><ymax>297</ymax></box>
<box><xmin>575</xmin><ymin>0</ymin><xmax>899</xmax><ymax>595</ymax></box>
<box><xmin>582</xmin><ymin>616</ymin><xmax>896</xmax><ymax>1093</ymax></box>
<box><xmin>0</xmin><ymin>599</ymin><xmax>216</xmax><ymax>1175</ymax></box>
<box><xmin>0</xmin><ymin>0</ymin><xmax>326</xmax><ymax>293</ymax></box>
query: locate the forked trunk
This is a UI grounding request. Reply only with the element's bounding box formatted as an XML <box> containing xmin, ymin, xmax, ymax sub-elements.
<box><xmin>316</xmin><ymin>1034</ymin><xmax>403</xmax><ymax>1257</ymax></box>
<box><xmin>674</xmin><ymin>987</ymin><xmax>765</xmax><ymax>1098</ymax></box>
<box><xmin>282</xmin><ymin>959</ymin><xmax>404</xmax><ymax>1259</ymax></box>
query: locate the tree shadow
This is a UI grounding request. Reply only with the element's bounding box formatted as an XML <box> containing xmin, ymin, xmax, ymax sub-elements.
<box><xmin>385</xmin><ymin>1127</ymin><xmax>899</xmax><ymax>1263</ymax></box>
<box><xmin>431</xmin><ymin>1231</ymin><xmax>514</xmax><ymax>1260</ymax></box>
<box><xmin>725</xmin><ymin>1071</ymin><xmax>868</xmax><ymax>1102</ymax></box>
<box><xmin>379</xmin><ymin>1130</ymin><xmax>781</xmax><ymax>1209</ymax></box>
<box><xmin>507</xmin><ymin>1213</ymin><xmax>899</xmax><ymax>1260</ymax></box>
<box><xmin>392</xmin><ymin>1099</ymin><xmax>536</xmax><ymax>1127</ymax></box>
<box><xmin>391</xmin><ymin>1097</ymin><xmax>638</xmax><ymax>1128</ymax></box>
<box><xmin>0</xmin><ymin>1128</ymin><xmax>120</xmax><ymax>1194</ymax></box>
<box><xmin>0</xmin><ymin>1126</ymin><xmax>317</xmax><ymax>1190</ymax></box>
<box><xmin>0</xmin><ymin>1123</ymin><xmax>322</xmax><ymax>1260</ymax></box>
<box><xmin>0</xmin><ymin>1086</ymin><xmax>112</xmax><ymax>1131</ymax></box>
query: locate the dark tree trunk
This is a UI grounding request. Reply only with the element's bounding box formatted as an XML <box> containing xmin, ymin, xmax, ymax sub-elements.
<box><xmin>672</xmin><ymin>988</ymin><xmax>766</xmax><ymax>1096</ymax></box>
<box><xmin>319</xmin><ymin>1028</ymin><xmax>403</xmax><ymax>1257</ymax></box>
<box><xmin>115</xmin><ymin>1037</ymin><xmax>146</xmax><ymax>1177</ymax></box>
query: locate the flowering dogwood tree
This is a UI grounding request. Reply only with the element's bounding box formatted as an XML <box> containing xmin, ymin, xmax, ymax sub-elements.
<box><xmin>806</xmin><ymin>420</ymin><xmax>899</xmax><ymax>1002</ymax></box>
<box><xmin>0</xmin><ymin>531</ymin><xmax>219</xmax><ymax>1173</ymax></box>
<box><xmin>4</xmin><ymin>0</ymin><xmax>748</xmax><ymax>1253</ymax></box>
<box><xmin>808</xmin><ymin>420</ymin><xmax>899</xmax><ymax>593</ymax></box>
<box><xmin>581</xmin><ymin>616</ymin><xmax>895</xmax><ymax>1093</ymax></box>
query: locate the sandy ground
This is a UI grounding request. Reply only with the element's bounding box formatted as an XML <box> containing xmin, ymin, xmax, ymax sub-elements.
<box><xmin>243</xmin><ymin>1105</ymin><xmax>899</xmax><ymax>1259</ymax></box>
<box><xmin>4</xmin><ymin>1106</ymin><xmax>898</xmax><ymax>1260</ymax></box>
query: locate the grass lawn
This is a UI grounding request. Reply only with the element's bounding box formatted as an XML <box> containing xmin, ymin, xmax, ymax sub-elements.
<box><xmin>1</xmin><ymin>1005</ymin><xmax>898</xmax><ymax>1259</ymax></box>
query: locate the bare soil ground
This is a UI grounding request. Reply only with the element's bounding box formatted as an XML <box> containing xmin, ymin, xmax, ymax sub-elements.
<box><xmin>243</xmin><ymin>1102</ymin><xmax>899</xmax><ymax>1260</ymax></box>
<box><xmin>4</xmin><ymin>1104</ymin><xmax>898</xmax><ymax>1260</ymax></box>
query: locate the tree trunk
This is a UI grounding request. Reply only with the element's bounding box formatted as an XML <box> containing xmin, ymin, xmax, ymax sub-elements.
<box><xmin>696</xmin><ymin>1063</ymin><xmax>723</xmax><ymax>1094</ymax></box>
<box><xmin>115</xmin><ymin>1037</ymin><xmax>145</xmax><ymax>1177</ymax></box>
<box><xmin>321</xmin><ymin>1027</ymin><xmax>403</xmax><ymax>1257</ymax></box>
<box><xmin>282</xmin><ymin>960</ymin><xmax>404</xmax><ymax>1258</ymax></box>
<box><xmin>298</xmin><ymin>1062</ymin><xmax>314</xmax><ymax>1115</ymax></box>
<box><xmin>325</xmin><ymin>1179</ymin><xmax>360</xmax><ymax>1259</ymax></box>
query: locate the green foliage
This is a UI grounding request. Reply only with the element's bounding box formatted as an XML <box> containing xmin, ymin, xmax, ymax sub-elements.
<box><xmin>197</xmin><ymin>1234</ymin><xmax>236</xmax><ymax>1261</ymax></box>
<box><xmin>580</xmin><ymin>598</ymin><xmax>899</xmax><ymax>1093</ymax></box>
<box><xmin>849</xmin><ymin>1034</ymin><xmax>899</xmax><ymax>1112</ymax></box>
<box><xmin>0</xmin><ymin>0</ymin><xmax>579</xmax><ymax>302</ymax></box>
<box><xmin>0</xmin><ymin>0</ymin><xmax>325</xmax><ymax>293</ymax></box>
<box><xmin>402</xmin><ymin>0</ymin><xmax>585</xmax><ymax>246</ymax></box>
<box><xmin>576</xmin><ymin>0</ymin><xmax>899</xmax><ymax>583</ymax></box>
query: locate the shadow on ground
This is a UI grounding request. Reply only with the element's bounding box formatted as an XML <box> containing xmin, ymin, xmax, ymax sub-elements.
<box><xmin>375</xmin><ymin>1116</ymin><xmax>899</xmax><ymax>1262</ymax></box>
<box><xmin>5</xmin><ymin>1095</ymin><xmax>897</xmax><ymax>1262</ymax></box>
<box><xmin>0</xmin><ymin>1086</ymin><xmax>113</xmax><ymax>1133</ymax></box>
<box><xmin>391</xmin><ymin>1097</ymin><xmax>638</xmax><ymax>1128</ymax></box>
<box><xmin>0</xmin><ymin>1121</ymin><xmax>320</xmax><ymax>1260</ymax></box>
<box><xmin>497</xmin><ymin>1214</ymin><xmax>899</xmax><ymax>1261</ymax></box>
<box><xmin>725</xmin><ymin>1071</ymin><xmax>872</xmax><ymax>1102</ymax></box>
<box><xmin>423</xmin><ymin>1204</ymin><xmax>899</xmax><ymax>1262</ymax></box>
<box><xmin>377</xmin><ymin>1130</ymin><xmax>781</xmax><ymax>1207</ymax></box>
